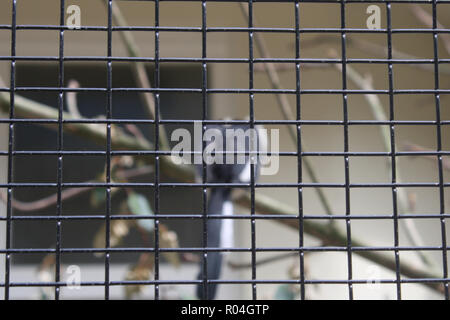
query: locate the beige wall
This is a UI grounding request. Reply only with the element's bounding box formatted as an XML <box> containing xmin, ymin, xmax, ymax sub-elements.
<box><xmin>0</xmin><ymin>1</ymin><xmax>449</xmax><ymax>299</ymax></box>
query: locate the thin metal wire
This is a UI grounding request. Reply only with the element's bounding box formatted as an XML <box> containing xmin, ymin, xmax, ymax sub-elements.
<box><xmin>2</xmin><ymin>213</ymin><xmax>450</xmax><ymax>222</ymax></box>
<box><xmin>340</xmin><ymin>0</ymin><xmax>353</xmax><ymax>300</ymax></box>
<box><xmin>1</xmin><ymin>181</ymin><xmax>450</xmax><ymax>188</ymax></box>
<box><xmin>1</xmin><ymin>245</ymin><xmax>450</xmax><ymax>255</ymax></box>
<box><xmin>3</xmin><ymin>25</ymin><xmax>450</xmax><ymax>35</ymax></box>
<box><xmin>105</xmin><ymin>0</ymin><xmax>114</xmax><ymax>300</ymax></box>
<box><xmin>0</xmin><ymin>0</ymin><xmax>448</xmax><ymax>300</ymax></box>
<box><xmin>54</xmin><ymin>0</ymin><xmax>66</xmax><ymax>300</ymax></box>
<box><xmin>432</xmin><ymin>0</ymin><xmax>449</xmax><ymax>300</ymax></box>
<box><xmin>4</xmin><ymin>0</ymin><xmax>17</xmax><ymax>301</ymax></box>
<box><xmin>201</xmin><ymin>0</ymin><xmax>209</xmax><ymax>300</ymax></box>
<box><xmin>386</xmin><ymin>1</ymin><xmax>402</xmax><ymax>300</ymax></box>
<box><xmin>1</xmin><ymin>119</ymin><xmax>449</xmax><ymax>127</ymax></box>
<box><xmin>154</xmin><ymin>0</ymin><xmax>161</xmax><ymax>300</ymax></box>
<box><xmin>3</xmin><ymin>86</ymin><xmax>450</xmax><ymax>95</ymax></box>
<box><xmin>1</xmin><ymin>277</ymin><xmax>449</xmax><ymax>288</ymax></box>
<box><xmin>247</xmin><ymin>0</ymin><xmax>257</xmax><ymax>300</ymax></box>
<box><xmin>294</xmin><ymin>0</ymin><xmax>305</xmax><ymax>301</ymax></box>
<box><xmin>1</xmin><ymin>56</ymin><xmax>450</xmax><ymax>65</ymax></box>
<box><xmin>2</xmin><ymin>86</ymin><xmax>450</xmax><ymax>95</ymax></box>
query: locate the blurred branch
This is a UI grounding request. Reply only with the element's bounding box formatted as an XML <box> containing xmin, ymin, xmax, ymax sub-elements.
<box><xmin>1</xmin><ymin>184</ymin><xmax>91</xmax><ymax>212</ymax></box>
<box><xmin>267</xmin><ymin>35</ymin><xmax>450</xmax><ymax>75</ymax></box>
<box><xmin>235</xmin><ymin>192</ymin><xmax>444</xmax><ymax>294</ymax></box>
<box><xmin>329</xmin><ymin>51</ymin><xmax>435</xmax><ymax>268</ymax></box>
<box><xmin>302</xmin><ymin>35</ymin><xmax>450</xmax><ymax>75</ymax></box>
<box><xmin>125</xmin><ymin>124</ymin><xmax>148</xmax><ymax>145</ymax></box>
<box><xmin>0</xmin><ymin>164</ymin><xmax>153</xmax><ymax>212</ymax></box>
<box><xmin>409</xmin><ymin>4</ymin><xmax>450</xmax><ymax>55</ymax></box>
<box><xmin>404</xmin><ymin>143</ymin><xmax>450</xmax><ymax>172</ymax></box>
<box><xmin>238</xmin><ymin>3</ymin><xmax>335</xmax><ymax>217</ymax></box>
<box><xmin>0</xmin><ymin>85</ymin><xmax>444</xmax><ymax>294</ymax></box>
<box><xmin>36</xmin><ymin>253</ymin><xmax>56</xmax><ymax>300</ymax></box>
<box><xmin>254</xmin><ymin>62</ymin><xmax>333</xmax><ymax>72</ymax></box>
<box><xmin>67</xmin><ymin>79</ymin><xmax>81</xmax><ymax>118</ymax></box>
<box><xmin>228</xmin><ymin>252</ymin><xmax>298</xmax><ymax>270</ymax></box>
<box><xmin>124</xmin><ymin>253</ymin><xmax>154</xmax><ymax>299</ymax></box>
<box><xmin>102</xmin><ymin>0</ymin><xmax>169</xmax><ymax>149</ymax></box>
<box><xmin>159</xmin><ymin>224</ymin><xmax>182</xmax><ymax>268</ymax></box>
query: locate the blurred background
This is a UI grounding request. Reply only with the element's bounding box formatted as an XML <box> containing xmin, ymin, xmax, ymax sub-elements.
<box><xmin>0</xmin><ymin>0</ymin><xmax>449</xmax><ymax>299</ymax></box>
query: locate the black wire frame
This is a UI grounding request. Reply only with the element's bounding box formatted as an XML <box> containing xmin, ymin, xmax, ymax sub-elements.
<box><xmin>0</xmin><ymin>0</ymin><xmax>448</xmax><ymax>300</ymax></box>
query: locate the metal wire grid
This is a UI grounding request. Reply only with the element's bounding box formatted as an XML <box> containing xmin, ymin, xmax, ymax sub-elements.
<box><xmin>0</xmin><ymin>0</ymin><xmax>448</xmax><ymax>300</ymax></box>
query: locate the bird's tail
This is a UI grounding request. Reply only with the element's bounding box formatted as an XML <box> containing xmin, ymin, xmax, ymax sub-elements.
<box><xmin>196</xmin><ymin>187</ymin><xmax>232</xmax><ymax>300</ymax></box>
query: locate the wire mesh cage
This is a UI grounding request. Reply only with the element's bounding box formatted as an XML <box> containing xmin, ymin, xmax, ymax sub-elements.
<box><xmin>0</xmin><ymin>0</ymin><xmax>449</xmax><ymax>300</ymax></box>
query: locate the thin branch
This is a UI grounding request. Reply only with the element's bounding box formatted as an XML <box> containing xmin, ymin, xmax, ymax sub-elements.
<box><xmin>254</xmin><ymin>62</ymin><xmax>333</xmax><ymax>73</ymax></box>
<box><xmin>0</xmin><ymin>185</ymin><xmax>92</xmax><ymax>212</ymax></box>
<box><xmin>115</xmin><ymin>165</ymin><xmax>154</xmax><ymax>180</ymax></box>
<box><xmin>346</xmin><ymin>37</ymin><xmax>450</xmax><ymax>74</ymax></box>
<box><xmin>0</xmin><ymin>81</ymin><xmax>444</xmax><ymax>294</ymax></box>
<box><xmin>410</xmin><ymin>4</ymin><xmax>450</xmax><ymax>55</ymax></box>
<box><xmin>66</xmin><ymin>79</ymin><xmax>81</xmax><ymax>118</ymax></box>
<box><xmin>330</xmin><ymin>52</ymin><xmax>435</xmax><ymax>268</ymax></box>
<box><xmin>102</xmin><ymin>0</ymin><xmax>169</xmax><ymax>149</ymax></box>
<box><xmin>238</xmin><ymin>3</ymin><xmax>335</xmax><ymax>217</ymax></box>
<box><xmin>235</xmin><ymin>192</ymin><xmax>444</xmax><ymax>294</ymax></box>
<box><xmin>404</xmin><ymin>143</ymin><xmax>450</xmax><ymax>172</ymax></box>
<box><xmin>0</xmin><ymin>165</ymin><xmax>154</xmax><ymax>212</ymax></box>
<box><xmin>125</xmin><ymin>123</ymin><xmax>149</xmax><ymax>146</ymax></box>
<box><xmin>228</xmin><ymin>252</ymin><xmax>298</xmax><ymax>270</ymax></box>
<box><xmin>284</xmin><ymin>35</ymin><xmax>450</xmax><ymax>75</ymax></box>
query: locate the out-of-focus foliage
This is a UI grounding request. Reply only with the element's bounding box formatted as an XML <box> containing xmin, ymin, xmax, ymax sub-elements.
<box><xmin>127</xmin><ymin>192</ymin><xmax>155</xmax><ymax>232</ymax></box>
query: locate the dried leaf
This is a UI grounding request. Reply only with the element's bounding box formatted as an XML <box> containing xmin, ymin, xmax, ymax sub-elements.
<box><xmin>93</xmin><ymin>220</ymin><xmax>131</xmax><ymax>257</ymax></box>
<box><xmin>118</xmin><ymin>155</ymin><xmax>135</xmax><ymax>168</ymax></box>
<box><xmin>408</xmin><ymin>193</ymin><xmax>417</xmax><ymax>212</ymax></box>
<box><xmin>160</xmin><ymin>227</ymin><xmax>181</xmax><ymax>268</ymax></box>
<box><xmin>288</xmin><ymin>263</ymin><xmax>300</xmax><ymax>280</ymax></box>
<box><xmin>124</xmin><ymin>262</ymin><xmax>152</xmax><ymax>300</ymax></box>
<box><xmin>404</xmin><ymin>143</ymin><xmax>450</xmax><ymax>172</ymax></box>
<box><xmin>37</xmin><ymin>269</ymin><xmax>54</xmax><ymax>300</ymax></box>
<box><xmin>90</xmin><ymin>188</ymin><xmax>105</xmax><ymax>208</ymax></box>
<box><xmin>274</xmin><ymin>284</ymin><xmax>296</xmax><ymax>300</ymax></box>
<box><xmin>127</xmin><ymin>192</ymin><xmax>155</xmax><ymax>232</ymax></box>
<box><xmin>36</xmin><ymin>254</ymin><xmax>56</xmax><ymax>300</ymax></box>
<box><xmin>288</xmin><ymin>256</ymin><xmax>309</xmax><ymax>281</ymax></box>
